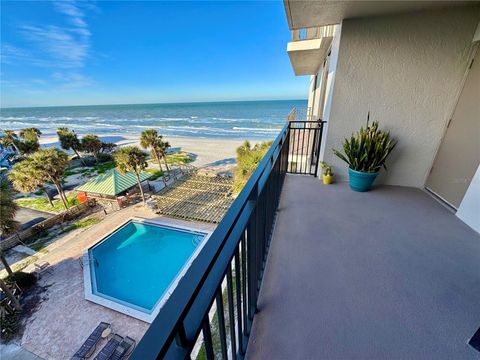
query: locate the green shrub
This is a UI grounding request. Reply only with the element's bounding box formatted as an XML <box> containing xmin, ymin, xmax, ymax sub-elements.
<box><xmin>97</xmin><ymin>153</ymin><xmax>113</xmax><ymax>163</ymax></box>
<box><xmin>233</xmin><ymin>140</ymin><xmax>272</xmax><ymax>193</ymax></box>
<box><xmin>6</xmin><ymin>271</ymin><xmax>37</xmax><ymax>290</ymax></box>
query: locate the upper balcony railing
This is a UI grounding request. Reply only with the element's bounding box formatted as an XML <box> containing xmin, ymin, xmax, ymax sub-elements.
<box><xmin>131</xmin><ymin>120</ymin><xmax>325</xmax><ymax>360</ymax></box>
<box><xmin>291</xmin><ymin>25</ymin><xmax>335</xmax><ymax>42</ymax></box>
<box><xmin>287</xmin><ymin>106</ymin><xmax>314</xmax><ymax>121</ymax></box>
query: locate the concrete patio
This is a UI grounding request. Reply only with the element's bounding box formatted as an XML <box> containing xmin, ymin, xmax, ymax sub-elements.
<box><xmin>246</xmin><ymin>175</ymin><xmax>480</xmax><ymax>359</ymax></box>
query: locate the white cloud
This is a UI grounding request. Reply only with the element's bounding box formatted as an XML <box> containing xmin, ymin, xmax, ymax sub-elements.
<box><xmin>19</xmin><ymin>24</ymin><xmax>90</xmax><ymax>68</ymax></box>
<box><xmin>3</xmin><ymin>0</ymin><xmax>96</xmax><ymax>88</ymax></box>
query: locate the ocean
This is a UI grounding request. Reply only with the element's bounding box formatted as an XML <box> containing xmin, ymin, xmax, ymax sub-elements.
<box><xmin>0</xmin><ymin>100</ymin><xmax>306</xmax><ymax>140</ymax></box>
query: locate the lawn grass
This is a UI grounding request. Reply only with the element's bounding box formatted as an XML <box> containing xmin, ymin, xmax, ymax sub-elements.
<box><xmin>60</xmin><ymin>217</ymin><xmax>102</xmax><ymax>234</ymax></box>
<box><xmin>166</xmin><ymin>151</ymin><xmax>194</xmax><ymax>164</ymax></box>
<box><xmin>16</xmin><ymin>195</ymin><xmax>79</xmax><ymax>214</ymax></box>
<box><xmin>28</xmin><ymin>237</ymin><xmax>52</xmax><ymax>253</ymax></box>
<box><xmin>145</xmin><ymin>168</ymin><xmax>163</xmax><ymax>180</ymax></box>
<box><xmin>94</xmin><ymin>161</ymin><xmax>116</xmax><ymax>174</ymax></box>
<box><xmin>64</xmin><ymin>168</ymin><xmax>81</xmax><ymax>177</ymax></box>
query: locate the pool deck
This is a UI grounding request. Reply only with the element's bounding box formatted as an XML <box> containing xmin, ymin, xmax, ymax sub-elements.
<box><xmin>17</xmin><ymin>204</ymin><xmax>214</xmax><ymax>360</ymax></box>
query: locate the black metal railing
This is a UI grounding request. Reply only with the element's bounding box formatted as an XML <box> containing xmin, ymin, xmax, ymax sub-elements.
<box><xmin>288</xmin><ymin>121</ymin><xmax>325</xmax><ymax>175</ymax></box>
<box><xmin>131</xmin><ymin>120</ymin><xmax>324</xmax><ymax>360</ymax></box>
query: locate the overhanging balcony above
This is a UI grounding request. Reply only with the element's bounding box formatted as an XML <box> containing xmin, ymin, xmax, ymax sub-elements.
<box><xmin>287</xmin><ymin>25</ymin><xmax>335</xmax><ymax>76</ymax></box>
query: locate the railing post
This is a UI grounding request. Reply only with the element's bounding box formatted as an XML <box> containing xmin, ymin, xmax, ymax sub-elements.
<box><xmin>313</xmin><ymin>121</ymin><xmax>325</xmax><ymax>177</ymax></box>
<box><xmin>246</xmin><ymin>183</ymin><xmax>258</xmax><ymax>326</ymax></box>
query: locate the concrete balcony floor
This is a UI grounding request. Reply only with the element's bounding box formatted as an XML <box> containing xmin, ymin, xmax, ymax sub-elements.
<box><xmin>246</xmin><ymin>175</ymin><xmax>480</xmax><ymax>359</ymax></box>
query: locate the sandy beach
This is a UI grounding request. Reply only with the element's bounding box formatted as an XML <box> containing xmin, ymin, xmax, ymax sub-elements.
<box><xmin>39</xmin><ymin>133</ymin><xmax>266</xmax><ymax>174</ymax></box>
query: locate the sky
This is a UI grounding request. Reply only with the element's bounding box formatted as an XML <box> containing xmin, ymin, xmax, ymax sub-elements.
<box><xmin>0</xmin><ymin>1</ymin><xmax>309</xmax><ymax>108</ymax></box>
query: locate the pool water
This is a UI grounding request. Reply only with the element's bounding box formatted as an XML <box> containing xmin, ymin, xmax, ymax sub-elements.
<box><xmin>89</xmin><ymin>221</ymin><xmax>206</xmax><ymax>313</ymax></box>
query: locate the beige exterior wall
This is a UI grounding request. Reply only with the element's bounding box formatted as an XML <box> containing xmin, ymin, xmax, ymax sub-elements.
<box><xmin>321</xmin><ymin>6</ymin><xmax>480</xmax><ymax>187</ymax></box>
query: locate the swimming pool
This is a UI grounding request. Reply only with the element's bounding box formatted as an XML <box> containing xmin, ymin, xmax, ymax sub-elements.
<box><xmin>83</xmin><ymin>219</ymin><xmax>209</xmax><ymax>322</ymax></box>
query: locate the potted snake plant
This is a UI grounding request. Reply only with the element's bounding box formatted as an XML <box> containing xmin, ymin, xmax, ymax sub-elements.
<box><xmin>333</xmin><ymin>115</ymin><xmax>397</xmax><ymax>192</ymax></box>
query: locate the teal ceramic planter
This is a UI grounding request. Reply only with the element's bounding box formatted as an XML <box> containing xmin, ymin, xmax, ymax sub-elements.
<box><xmin>348</xmin><ymin>168</ymin><xmax>379</xmax><ymax>192</ymax></box>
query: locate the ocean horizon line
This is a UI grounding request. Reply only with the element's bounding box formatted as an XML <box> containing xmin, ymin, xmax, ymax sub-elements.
<box><xmin>1</xmin><ymin>99</ymin><xmax>306</xmax><ymax>140</ymax></box>
<box><xmin>0</xmin><ymin>98</ymin><xmax>306</xmax><ymax>111</ymax></box>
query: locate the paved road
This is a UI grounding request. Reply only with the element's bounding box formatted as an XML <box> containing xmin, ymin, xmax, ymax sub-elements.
<box><xmin>15</xmin><ymin>207</ymin><xmax>53</xmax><ymax>230</ymax></box>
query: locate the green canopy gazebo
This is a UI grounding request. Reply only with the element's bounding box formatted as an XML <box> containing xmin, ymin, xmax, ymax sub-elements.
<box><xmin>76</xmin><ymin>168</ymin><xmax>153</xmax><ymax>202</ymax></box>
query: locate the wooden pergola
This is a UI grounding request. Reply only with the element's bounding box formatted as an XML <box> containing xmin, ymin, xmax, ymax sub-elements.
<box><xmin>153</xmin><ymin>174</ymin><xmax>234</xmax><ymax>223</ymax></box>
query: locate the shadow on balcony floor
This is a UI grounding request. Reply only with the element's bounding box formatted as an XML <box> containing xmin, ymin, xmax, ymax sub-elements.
<box><xmin>246</xmin><ymin>175</ymin><xmax>480</xmax><ymax>359</ymax></box>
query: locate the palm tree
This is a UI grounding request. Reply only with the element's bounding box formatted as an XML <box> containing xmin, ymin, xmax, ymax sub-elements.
<box><xmin>19</xmin><ymin>127</ymin><xmax>41</xmax><ymax>142</ymax></box>
<box><xmin>0</xmin><ymin>278</ymin><xmax>21</xmax><ymax>311</ymax></box>
<box><xmin>81</xmin><ymin>134</ymin><xmax>103</xmax><ymax>164</ymax></box>
<box><xmin>140</xmin><ymin>129</ymin><xmax>171</xmax><ymax>172</ymax></box>
<box><xmin>113</xmin><ymin>146</ymin><xmax>148</xmax><ymax>204</ymax></box>
<box><xmin>29</xmin><ymin>149</ymin><xmax>70</xmax><ymax>210</ymax></box>
<box><xmin>1</xmin><ymin>130</ymin><xmax>20</xmax><ymax>153</ymax></box>
<box><xmin>9</xmin><ymin>159</ymin><xmax>54</xmax><ymax>207</ymax></box>
<box><xmin>16</xmin><ymin>127</ymin><xmax>41</xmax><ymax>155</ymax></box>
<box><xmin>57</xmin><ymin>127</ymin><xmax>86</xmax><ymax>166</ymax></box>
<box><xmin>0</xmin><ymin>178</ymin><xmax>19</xmax><ymax>240</ymax></box>
<box><xmin>0</xmin><ymin>178</ymin><xmax>19</xmax><ymax>290</ymax></box>
<box><xmin>158</xmin><ymin>139</ymin><xmax>171</xmax><ymax>172</ymax></box>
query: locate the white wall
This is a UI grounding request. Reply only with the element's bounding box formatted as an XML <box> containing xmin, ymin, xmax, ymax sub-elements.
<box><xmin>321</xmin><ymin>6</ymin><xmax>480</xmax><ymax>186</ymax></box>
<box><xmin>457</xmin><ymin>165</ymin><xmax>480</xmax><ymax>233</ymax></box>
<box><xmin>318</xmin><ymin>24</ymin><xmax>342</xmax><ymax>166</ymax></box>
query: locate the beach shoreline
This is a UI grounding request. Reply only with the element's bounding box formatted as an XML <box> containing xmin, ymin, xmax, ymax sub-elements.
<box><xmin>39</xmin><ymin>133</ymin><xmax>269</xmax><ymax>171</ymax></box>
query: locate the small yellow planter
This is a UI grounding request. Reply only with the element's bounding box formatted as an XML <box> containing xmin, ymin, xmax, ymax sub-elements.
<box><xmin>322</xmin><ymin>174</ymin><xmax>334</xmax><ymax>185</ymax></box>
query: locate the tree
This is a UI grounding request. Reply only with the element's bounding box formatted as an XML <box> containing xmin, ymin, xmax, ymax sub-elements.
<box><xmin>113</xmin><ymin>146</ymin><xmax>148</xmax><ymax>204</ymax></box>
<box><xmin>19</xmin><ymin>128</ymin><xmax>41</xmax><ymax>142</ymax></box>
<box><xmin>1</xmin><ymin>130</ymin><xmax>20</xmax><ymax>153</ymax></box>
<box><xmin>140</xmin><ymin>129</ymin><xmax>170</xmax><ymax>172</ymax></box>
<box><xmin>0</xmin><ymin>180</ymin><xmax>21</xmax><ymax>311</ymax></box>
<box><xmin>57</xmin><ymin>127</ymin><xmax>86</xmax><ymax>166</ymax></box>
<box><xmin>9</xmin><ymin>158</ymin><xmax>54</xmax><ymax>207</ymax></box>
<box><xmin>234</xmin><ymin>140</ymin><xmax>273</xmax><ymax>193</ymax></box>
<box><xmin>29</xmin><ymin>149</ymin><xmax>70</xmax><ymax>210</ymax></box>
<box><xmin>0</xmin><ymin>178</ymin><xmax>18</xmax><ymax>285</ymax></box>
<box><xmin>81</xmin><ymin>134</ymin><xmax>103</xmax><ymax>163</ymax></box>
<box><xmin>0</xmin><ymin>178</ymin><xmax>19</xmax><ymax>240</ymax></box>
<box><xmin>16</xmin><ymin>140</ymin><xmax>39</xmax><ymax>155</ymax></box>
<box><xmin>100</xmin><ymin>142</ymin><xmax>117</xmax><ymax>154</ymax></box>
<box><xmin>0</xmin><ymin>278</ymin><xmax>21</xmax><ymax>311</ymax></box>
<box><xmin>16</xmin><ymin>128</ymin><xmax>41</xmax><ymax>155</ymax></box>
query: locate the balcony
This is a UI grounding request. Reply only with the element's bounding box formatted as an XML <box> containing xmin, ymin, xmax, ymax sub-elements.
<box><xmin>287</xmin><ymin>25</ymin><xmax>335</xmax><ymax>75</ymax></box>
<box><xmin>246</xmin><ymin>176</ymin><xmax>480</xmax><ymax>359</ymax></box>
<box><xmin>131</xmin><ymin>122</ymin><xmax>480</xmax><ymax>359</ymax></box>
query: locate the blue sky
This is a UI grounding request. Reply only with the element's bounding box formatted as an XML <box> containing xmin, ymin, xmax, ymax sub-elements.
<box><xmin>1</xmin><ymin>1</ymin><xmax>309</xmax><ymax>108</ymax></box>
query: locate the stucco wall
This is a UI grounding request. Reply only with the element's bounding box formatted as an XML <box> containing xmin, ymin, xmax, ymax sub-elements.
<box><xmin>322</xmin><ymin>6</ymin><xmax>480</xmax><ymax>187</ymax></box>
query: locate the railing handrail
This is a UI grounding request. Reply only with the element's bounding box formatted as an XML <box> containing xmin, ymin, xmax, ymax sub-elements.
<box><xmin>287</xmin><ymin>107</ymin><xmax>316</xmax><ymax>122</ymax></box>
<box><xmin>132</xmin><ymin>122</ymin><xmax>290</xmax><ymax>359</ymax></box>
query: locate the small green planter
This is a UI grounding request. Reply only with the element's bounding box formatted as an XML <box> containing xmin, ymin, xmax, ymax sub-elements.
<box><xmin>348</xmin><ymin>168</ymin><xmax>379</xmax><ymax>192</ymax></box>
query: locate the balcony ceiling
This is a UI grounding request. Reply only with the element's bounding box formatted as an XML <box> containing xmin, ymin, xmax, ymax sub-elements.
<box><xmin>287</xmin><ymin>36</ymin><xmax>333</xmax><ymax>76</ymax></box>
<box><xmin>284</xmin><ymin>0</ymin><xmax>474</xmax><ymax>29</ymax></box>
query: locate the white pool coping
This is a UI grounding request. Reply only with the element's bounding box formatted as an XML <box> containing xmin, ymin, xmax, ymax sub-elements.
<box><xmin>83</xmin><ymin>217</ymin><xmax>212</xmax><ymax>323</ymax></box>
